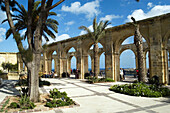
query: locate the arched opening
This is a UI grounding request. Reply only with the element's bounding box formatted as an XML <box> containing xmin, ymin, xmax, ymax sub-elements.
<box><xmin>88</xmin><ymin>42</ymin><xmax>104</xmax><ymax>77</ymax></box>
<box><xmin>71</xmin><ymin>56</ymin><xmax>76</xmax><ymax>73</ymax></box>
<box><xmin>120</xmin><ymin>50</ymin><xmax>136</xmax><ymax>68</ymax></box>
<box><xmin>68</xmin><ymin>47</ymin><xmax>76</xmax><ymax>52</ymax></box>
<box><xmin>119</xmin><ymin>36</ymin><xmax>148</xmax><ymax>82</ymax></box>
<box><xmin>145</xmin><ymin>51</ymin><xmax>150</xmax><ymax>78</ymax></box>
<box><xmin>67</xmin><ymin>47</ymin><xmax>76</xmax><ymax>78</ymax></box>
<box><xmin>99</xmin><ymin>52</ymin><xmax>105</xmax><ymax>78</ymax></box>
<box><xmin>88</xmin><ymin>55</ymin><xmax>92</xmax><ymax>72</ymax></box>
<box><xmin>51</xmin><ymin>51</ymin><xmax>57</xmax><ymax>72</ymax></box>
<box><xmin>120</xmin><ymin>49</ymin><xmax>136</xmax><ymax>81</ymax></box>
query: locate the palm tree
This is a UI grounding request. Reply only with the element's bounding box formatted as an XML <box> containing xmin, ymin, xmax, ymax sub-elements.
<box><xmin>2</xmin><ymin>1</ymin><xmax>59</xmax><ymax>42</ymax></box>
<box><xmin>131</xmin><ymin>17</ymin><xmax>146</xmax><ymax>82</ymax></box>
<box><xmin>79</xmin><ymin>17</ymin><xmax>110</xmax><ymax>78</ymax></box>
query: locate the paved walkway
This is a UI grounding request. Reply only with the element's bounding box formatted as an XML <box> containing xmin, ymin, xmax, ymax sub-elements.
<box><xmin>38</xmin><ymin>78</ymin><xmax>170</xmax><ymax>113</ymax></box>
<box><xmin>0</xmin><ymin>78</ymin><xmax>170</xmax><ymax>113</ymax></box>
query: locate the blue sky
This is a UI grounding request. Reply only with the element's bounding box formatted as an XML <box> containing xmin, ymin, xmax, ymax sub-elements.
<box><xmin>0</xmin><ymin>0</ymin><xmax>170</xmax><ymax>69</ymax></box>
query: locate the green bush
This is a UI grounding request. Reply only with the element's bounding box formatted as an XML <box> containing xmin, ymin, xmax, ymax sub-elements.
<box><xmin>39</xmin><ymin>79</ymin><xmax>51</xmax><ymax>87</ymax></box>
<box><xmin>19</xmin><ymin>94</ymin><xmax>36</xmax><ymax>109</ymax></box>
<box><xmin>110</xmin><ymin>82</ymin><xmax>170</xmax><ymax>97</ymax></box>
<box><xmin>46</xmin><ymin>88</ymin><xmax>74</xmax><ymax>108</ymax></box>
<box><xmin>15</xmin><ymin>78</ymin><xmax>51</xmax><ymax>87</ymax></box>
<box><xmin>86</xmin><ymin>76</ymin><xmax>114</xmax><ymax>83</ymax></box>
<box><xmin>0</xmin><ymin>70</ymin><xmax>2</xmax><ymax>75</ymax></box>
<box><xmin>8</xmin><ymin>102</ymin><xmax>20</xmax><ymax>108</ymax></box>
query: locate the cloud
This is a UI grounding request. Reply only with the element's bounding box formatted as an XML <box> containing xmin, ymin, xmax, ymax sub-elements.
<box><xmin>21</xmin><ymin>29</ymin><xmax>26</xmax><ymax>36</ymax></box>
<box><xmin>43</xmin><ymin>34</ymin><xmax>70</xmax><ymax>44</ymax></box>
<box><xmin>125</xmin><ymin>5</ymin><xmax>170</xmax><ymax>22</ymax></box>
<box><xmin>65</xmin><ymin>21</ymin><xmax>75</xmax><ymax>25</ymax></box>
<box><xmin>0</xmin><ymin>28</ymin><xmax>6</xmax><ymax>42</ymax></box>
<box><xmin>79</xmin><ymin>24</ymin><xmax>113</xmax><ymax>36</ymax></box>
<box><xmin>0</xmin><ymin>10</ymin><xmax>6</xmax><ymax>23</ymax></box>
<box><xmin>61</xmin><ymin>0</ymin><xmax>100</xmax><ymax>20</ymax></box>
<box><xmin>100</xmin><ymin>14</ymin><xmax>123</xmax><ymax>21</ymax></box>
<box><xmin>147</xmin><ymin>2</ymin><xmax>153</xmax><ymax>9</ymax></box>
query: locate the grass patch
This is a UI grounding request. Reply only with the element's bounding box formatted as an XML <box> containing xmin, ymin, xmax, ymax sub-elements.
<box><xmin>0</xmin><ymin>98</ymin><xmax>9</xmax><ymax>112</ymax></box>
<box><xmin>86</xmin><ymin>76</ymin><xmax>115</xmax><ymax>83</ymax></box>
<box><xmin>110</xmin><ymin>82</ymin><xmax>170</xmax><ymax>97</ymax></box>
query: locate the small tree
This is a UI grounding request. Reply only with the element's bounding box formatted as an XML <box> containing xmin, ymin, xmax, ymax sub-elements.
<box><xmin>0</xmin><ymin>0</ymin><xmax>65</xmax><ymax>102</ymax></box>
<box><xmin>1</xmin><ymin>62</ymin><xmax>13</xmax><ymax>72</ymax></box>
<box><xmin>79</xmin><ymin>17</ymin><xmax>110</xmax><ymax>78</ymax></box>
<box><xmin>131</xmin><ymin>17</ymin><xmax>146</xmax><ymax>82</ymax></box>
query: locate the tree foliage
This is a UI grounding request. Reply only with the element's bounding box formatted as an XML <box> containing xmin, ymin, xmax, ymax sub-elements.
<box><xmin>1</xmin><ymin>62</ymin><xmax>17</xmax><ymax>71</ymax></box>
<box><xmin>79</xmin><ymin>17</ymin><xmax>110</xmax><ymax>78</ymax></box>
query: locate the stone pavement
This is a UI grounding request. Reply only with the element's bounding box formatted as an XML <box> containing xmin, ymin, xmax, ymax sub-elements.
<box><xmin>38</xmin><ymin>78</ymin><xmax>170</xmax><ymax>113</ymax></box>
<box><xmin>0</xmin><ymin>78</ymin><xmax>170</xmax><ymax>113</ymax></box>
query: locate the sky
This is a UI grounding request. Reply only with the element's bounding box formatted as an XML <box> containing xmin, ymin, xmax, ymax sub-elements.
<box><xmin>0</xmin><ymin>0</ymin><xmax>170</xmax><ymax>69</ymax></box>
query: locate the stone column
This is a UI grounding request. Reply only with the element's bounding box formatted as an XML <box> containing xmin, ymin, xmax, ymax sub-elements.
<box><xmin>149</xmin><ymin>19</ymin><xmax>168</xmax><ymax>84</ymax></box>
<box><xmin>48</xmin><ymin>59</ymin><xmax>52</xmax><ymax>73</ymax></box>
<box><xmin>76</xmin><ymin>40</ymin><xmax>84</xmax><ymax>79</ymax></box>
<box><xmin>135</xmin><ymin>57</ymin><xmax>138</xmax><ymax>69</ymax></box>
<box><xmin>168</xmin><ymin>50</ymin><xmax>170</xmax><ymax>84</ymax></box>
<box><xmin>67</xmin><ymin>56</ymin><xmax>72</xmax><ymax>74</ymax></box>
<box><xmin>43</xmin><ymin>52</ymin><xmax>49</xmax><ymax>73</ymax></box>
<box><xmin>83</xmin><ymin>55</ymin><xmax>89</xmax><ymax>73</ymax></box>
<box><xmin>105</xmin><ymin>50</ymin><xmax>114</xmax><ymax>79</ymax></box>
<box><xmin>91</xmin><ymin>56</ymin><xmax>94</xmax><ymax>72</ymax></box>
<box><xmin>54</xmin><ymin>59</ymin><xmax>57</xmax><ymax>72</ymax></box>
<box><xmin>113</xmin><ymin>52</ymin><xmax>120</xmax><ymax>81</ymax></box>
<box><xmin>144</xmin><ymin>56</ymin><xmax>147</xmax><ymax>75</ymax></box>
<box><xmin>97</xmin><ymin>54</ymin><xmax>100</xmax><ymax>75</ymax></box>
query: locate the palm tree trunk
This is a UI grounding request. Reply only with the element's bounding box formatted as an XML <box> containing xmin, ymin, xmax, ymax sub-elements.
<box><xmin>28</xmin><ymin>52</ymin><xmax>41</xmax><ymax>102</ymax></box>
<box><xmin>134</xmin><ymin>25</ymin><xmax>146</xmax><ymax>82</ymax></box>
<box><xmin>93</xmin><ymin>43</ymin><xmax>99</xmax><ymax>78</ymax></box>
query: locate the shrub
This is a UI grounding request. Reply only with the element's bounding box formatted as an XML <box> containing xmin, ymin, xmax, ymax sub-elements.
<box><xmin>86</xmin><ymin>76</ymin><xmax>114</xmax><ymax>83</ymax></box>
<box><xmin>15</xmin><ymin>78</ymin><xmax>51</xmax><ymax>87</ymax></box>
<box><xmin>0</xmin><ymin>70</ymin><xmax>2</xmax><ymax>75</ymax></box>
<box><xmin>39</xmin><ymin>79</ymin><xmax>51</xmax><ymax>87</ymax></box>
<box><xmin>84</xmin><ymin>73</ymin><xmax>90</xmax><ymax>78</ymax></box>
<box><xmin>149</xmin><ymin>75</ymin><xmax>159</xmax><ymax>86</ymax></box>
<box><xmin>110</xmin><ymin>82</ymin><xmax>170</xmax><ymax>97</ymax></box>
<box><xmin>19</xmin><ymin>94</ymin><xmax>36</xmax><ymax>109</ymax></box>
<box><xmin>46</xmin><ymin>88</ymin><xmax>74</xmax><ymax>108</ymax></box>
<box><xmin>8</xmin><ymin>102</ymin><xmax>20</xmax><ymax>108</ymax></box>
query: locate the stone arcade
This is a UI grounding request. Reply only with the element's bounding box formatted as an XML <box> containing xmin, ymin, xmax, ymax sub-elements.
<box><xmin>8</xmin><ymin>13</ymin><xmax>170</xmax><ymax>84</ymax></box>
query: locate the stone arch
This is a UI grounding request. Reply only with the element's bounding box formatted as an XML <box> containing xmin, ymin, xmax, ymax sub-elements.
<box><xmin>163</xmin><ymin>29</ymin><xmax>170</xmax><ymax>47</ymax></box>
<box><xmin>115</xmin><ymin>29</ymin><xmax>149</xmax><ymax>54</ymax></box>
<box><xmin>119</xmin><ymin>44</ymin><xmax>137</xmax><ymax>57</ymax></box>
<box><xmin>82</xmin><ymin>38</ymin><xmax>106</xmax><ymax>55</ymax></box>
<box><xmin>62</xmin><ymin>44</ymin><xmax>77</xmax><ymax>57</ymax></box>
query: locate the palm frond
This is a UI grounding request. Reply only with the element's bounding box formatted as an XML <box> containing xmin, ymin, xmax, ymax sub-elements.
<box><xmin>1</xmin><ymin>19</ymin><xmax>8</xmax><ymax>24</ymax></box>
<box><xmin>33</xmin><ymin>1</ymin><xmax>41</xmax><ymax>11</ymax></box>
<box><xmin>46</xmin><ymin>19</ymin><xmax>59</xmax><ymax>25</ymax></box>
<box><xmin>93</xmin><ymin>17</ymin><xmax>97</xmax><ymax>35</ymax></box>
<box><xmin>44</xmin><ymin>26</ymin><xmax>56</xmax><ymax>39</ymax></box>
<box><xmin>48</xmin><ymin>12</ymin><xmax>57</xmax><ymax>16</ymax></box>
<box><xmin>42</xmin><ymin>32</ymin><xmax>49</xmax><ymax>41</ymax></box>
<box><xmin>6</xmin><ymin>28</ymin><xmax>12</xmax><ymax>40</ymax></box>
<box><xmin>46</xmin><ymin>23</ymin><xmax>58</xmax><ymax>33</ymax></box>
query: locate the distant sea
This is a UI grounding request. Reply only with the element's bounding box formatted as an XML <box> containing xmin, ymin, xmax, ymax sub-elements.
<box><xmin>51</xmin><ymin>68</ymin><xmax>136</xmax><ymax>76</ymax></box>
<box><xmin>51</xmin><ymin>68</ymin><xmax>105</xmax><ymax>72</ymax></box>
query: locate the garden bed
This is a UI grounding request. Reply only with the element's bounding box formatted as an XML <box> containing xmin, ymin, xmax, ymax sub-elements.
<box><xmin>85</xmin><ymin>76</ymin><xmax>115</xmax><ymax>84</ymax></box>
<box><xmin>109</xmin><ymin>82</ymin><xmax>170</xmax><ymax>97</ymax></box>
<box><xmin>0</xmin><ymin>93</ymin><xmax>79</xmax><ymax>113</ymax></box>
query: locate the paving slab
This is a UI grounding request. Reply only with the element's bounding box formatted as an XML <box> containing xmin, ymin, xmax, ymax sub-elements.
<box><xmin>0</xmin><ymin>78</ymin><xmax>170</xmax><ymax>113</ymax></box>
